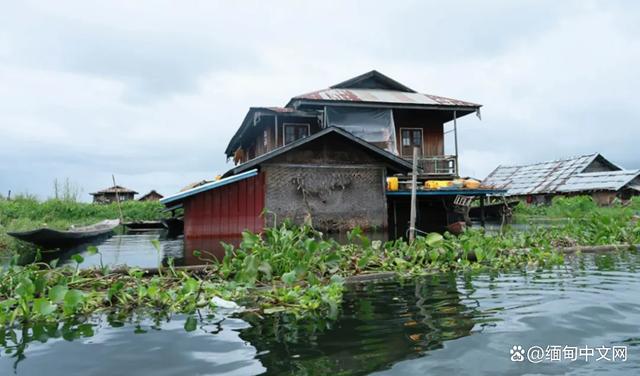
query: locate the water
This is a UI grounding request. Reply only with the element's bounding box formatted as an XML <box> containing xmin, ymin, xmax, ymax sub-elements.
<box><xmin>1</xmin><ymin>251</ymin><xmax>639</xmax><ymax>375</ymax></box>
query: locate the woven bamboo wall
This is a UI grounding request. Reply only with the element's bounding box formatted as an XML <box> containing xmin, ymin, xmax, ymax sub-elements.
<box><xmin>263</xmin><ymin>164</ymin><xmax>386</xmax><ymax>232</ymax></box>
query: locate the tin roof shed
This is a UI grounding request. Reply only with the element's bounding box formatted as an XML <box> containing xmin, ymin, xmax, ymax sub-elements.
<box><xmin>482</xmin><ymin>153</ymin><xmax>627</xmax><ymax>196</ymax></box>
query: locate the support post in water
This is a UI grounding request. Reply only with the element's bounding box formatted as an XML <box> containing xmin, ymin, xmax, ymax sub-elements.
<box><xmin>409</xmin><ymin>146</ymin><xmax>418</xmax><ymax>243</ymax></box>
<box><xmin>112</xmin><ymin>174</ymin><xmax>124</xmax><ymax>225</ymax></box>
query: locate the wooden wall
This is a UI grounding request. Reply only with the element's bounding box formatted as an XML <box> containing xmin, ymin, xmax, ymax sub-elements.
<box><xmin>393</xmin><ymin>109</ymin><xmax>445</xmax><ymax>157</ymax></box>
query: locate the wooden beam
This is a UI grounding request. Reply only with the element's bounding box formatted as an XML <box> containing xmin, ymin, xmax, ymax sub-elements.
<box><xmin>409</xmin><ymin>147</ymin><xmax>418</xmax><ymax>242</ymax></box>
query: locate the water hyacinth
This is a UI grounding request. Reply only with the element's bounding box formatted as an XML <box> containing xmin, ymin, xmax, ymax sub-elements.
<box><xmin>1</xmin><ymin>202</ymin><xmax>639</xmax><ymax>329</ymax></box>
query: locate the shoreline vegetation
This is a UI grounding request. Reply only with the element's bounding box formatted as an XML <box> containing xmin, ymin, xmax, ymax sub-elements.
<box><xmin>0</xmin><ymin>196</ymin><xmax>166</xmax><ymax>255</ymax></box>
<box><xmin>0</xmin><ymin>195</ymin><xmax>639</xmax><ymax>329</ymax></box>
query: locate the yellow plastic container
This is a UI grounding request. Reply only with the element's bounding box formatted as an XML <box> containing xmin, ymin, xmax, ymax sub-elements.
<box><xmin>425</xmin><ymin>180</ymin><xmax>452</xmax><ymax>189</ymax></box>
<box><xmin>387</xmin><ymin>177</ymin><xmax>399</xmax><ymax>191</ymax></box>
<box><xmin>464</xmin><ymin>179</ymin><xmax>481</xmax><ymax>189</ymax></box>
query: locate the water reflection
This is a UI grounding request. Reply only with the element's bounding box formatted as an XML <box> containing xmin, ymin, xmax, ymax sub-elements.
<box><xmin>238</xmin><ymin>274</ymin><xmax>480</xmax><ymax>375</ymax></box>
<box><xmin>3</xmin><ymin>249</ymin><xmax>640</xmax><ymax>375</ymax></box>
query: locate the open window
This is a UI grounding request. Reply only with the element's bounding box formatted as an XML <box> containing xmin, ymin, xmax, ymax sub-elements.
<box><xmin>284</xmin><ymin>123</ymin><xmax>310</xmax><ymax>144</ymax></box>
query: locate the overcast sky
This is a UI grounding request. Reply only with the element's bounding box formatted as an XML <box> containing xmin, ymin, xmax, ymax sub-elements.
<box><xmin>1</xmin><ymin>1</ymin><xmax>639</xmax><ymax>200</ymax></box>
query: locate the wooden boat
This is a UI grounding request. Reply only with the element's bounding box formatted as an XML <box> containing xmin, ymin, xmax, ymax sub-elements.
<box><xmin>162</xmin><ymin>217</ymin><xmax>184</xmax><ymax>238</ymax></box>
<box><xmin>123</xmin><ymin>220</ymin><xmax>164</xmax><ymax>230</ymax></box>
<box><xmin>8</xmin><ymin>219</ymin><xmax>120</xmax><ymax>249</ymax></box>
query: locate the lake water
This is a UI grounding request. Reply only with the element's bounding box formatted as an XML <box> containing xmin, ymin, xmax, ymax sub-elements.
<box><xmin>1</xmin><ymin>246</ymin><xmax>639</xmax><ymax>375</ymax></box>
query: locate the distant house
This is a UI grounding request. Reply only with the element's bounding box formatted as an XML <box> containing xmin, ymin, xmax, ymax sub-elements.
<box><xmin>138</xmin><ymin>190</ymin><xmax>164</xmax><ymax>202</ymax></box>
<box><xmin>90</xmin><ymin>185</ymin><xmax>138</xmax><ymax>204</ymax></box>
<box><xmin>482</xmin><ymin>153</ymin><xmax>640</xmax><ymax>205</ymax></box>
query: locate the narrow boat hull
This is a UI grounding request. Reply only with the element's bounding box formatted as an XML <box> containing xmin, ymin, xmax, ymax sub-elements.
<box><xmin>8</xmin><ymin>219</ymin><xmax>120</xmax><ymax>249</ymax></box>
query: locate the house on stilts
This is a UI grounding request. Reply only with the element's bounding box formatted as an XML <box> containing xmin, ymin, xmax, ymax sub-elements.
<box><xmin>161</xmin><ymin>71</ymin><xmax>503</xmax><ymax>255</ymax></box>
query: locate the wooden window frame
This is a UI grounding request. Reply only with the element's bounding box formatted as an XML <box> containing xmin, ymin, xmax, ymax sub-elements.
<box><xmin>282</xmin><ymin>123</ymin><xmax>311</xmax><ymax>145</ymax></box>
<box><xmin>399</xmin><ymin>127</ymin><xmax>424</xmax><ymax>157</ymax></box>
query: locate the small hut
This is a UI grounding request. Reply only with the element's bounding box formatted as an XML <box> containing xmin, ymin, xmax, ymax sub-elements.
<box><xmin>90</xmin><ymin>185</ymin><xmax>138</xmax><ymax>204</ymax></box>
<box><xmin>138</xmin><ymin>190</ymin><xmax>164</xmax><ymax>202</ymax></box>
<box><xmin>482</xmin><ymin>153</ymin><xmax>640</xmax><ymax>205</ymax></box>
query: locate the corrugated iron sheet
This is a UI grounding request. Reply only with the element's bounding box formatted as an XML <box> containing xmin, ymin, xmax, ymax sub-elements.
<box><xmin>482</xmin><ymin>154</ymin><xmax>598</xmax><ymax>195</ymax></box>
<box><xmin>558</xmin><ymin>170</ymin><xmax>640</xmax><ymax>193</ymax></box>
<box><xmin>483</xmin><ymin>154</ymin><xmax>638</xmax><ymax>196</ymax></box>
<box><xmin>183</xmin><ymin>172</ymin><xmax>265</xmax><ymax>238</ymax></box>
<box><xmin>293</xmin><ymin>88</ymin><xmax>480</xmax><ymax>107</ymax></box>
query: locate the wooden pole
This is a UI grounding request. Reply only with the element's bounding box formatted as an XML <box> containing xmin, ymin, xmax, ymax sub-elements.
<box><xmin>409</xmin><ymin>146</ymin><xmax>418</xmax><ymax>242</ymax></box>
<box><xmin>480</xmin><ymin>196</ymin><xmax>486</xmax><ymax>227</ymax></box>
<box><xmin>112</xmin><ymin>174</ymin><xmax>124</xmax><ymax>225</ymax></box>
<box><xmin>453</xmin><ymin>110</ymin><xmax>459</xmax><ymax>176</ymax></box>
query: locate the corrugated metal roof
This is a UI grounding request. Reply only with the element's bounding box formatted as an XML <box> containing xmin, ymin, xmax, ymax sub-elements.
<box><xmin>160</xmin><ymin>169</ymin><xmax>258</xmax><ymax>205</ymax></box>
<box><xmin>557</xmin><ymin>170</ymin><xmax>640</xmax><ymax>193</ymax></box>
<box><xmin>292</xmin><ymin>88</ymin><xmax>480</xmax><ymax>108</ymax></box>
<box><xmin>482</xmin><ymin>153</ymin><xmax>627</xmax><ymax>196</ymax></box>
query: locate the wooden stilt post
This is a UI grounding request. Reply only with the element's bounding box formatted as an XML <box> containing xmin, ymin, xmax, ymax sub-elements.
<box><xmin>409</xmin><ymin>147</ymin><xmax>418</xmax><ymax>242</ymax></box>
<box><xmin>112</xmin><ymin>174</ymin><xmax>124</xmax><ymax>225</ymax></box>
<box><xmin>480</xmin><ymin>196</ymin><xmax>486</xmax><ymax>228</ymax></box>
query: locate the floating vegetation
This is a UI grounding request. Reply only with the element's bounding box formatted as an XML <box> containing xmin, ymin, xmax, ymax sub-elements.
<box><xmin>1</xmin><ymin>195</ymin><xmax>639</xmax><ymax>333</ymax></box>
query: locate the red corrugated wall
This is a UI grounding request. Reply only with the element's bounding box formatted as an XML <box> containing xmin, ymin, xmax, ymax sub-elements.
<box><xmin>184</xmin><ymin>172</ymin><xmax>265</xmax><ymax>238</ymax></box>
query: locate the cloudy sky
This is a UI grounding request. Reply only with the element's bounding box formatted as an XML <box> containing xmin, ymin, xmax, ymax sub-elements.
<box><xmin>1</xmin><ymin>1</ymin><xmax>639</xmax><ymax>200</ymax></box>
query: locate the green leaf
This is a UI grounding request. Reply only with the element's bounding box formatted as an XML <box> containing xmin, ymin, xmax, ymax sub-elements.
<box><xmin>330</xmin><ymin>274</ymin><xmax>345</xmax><ymax>284</ymax></box>
<box><xmin>15</xmin><ymin>278</ymin><xmax>35</xmax><ymax>298</ymax></box>
<box><xmin>151</xmin><ymin>239</ymin><xmax>161</xmax><ymax>252</ymax></box>
<box><xmin>71</xmin><ymin>254</ymin><xmax>84</xmax><ymax>265</ymax></box>
<box><xmin>425</xmin><ymin>233</ymin><xmax>444</xmax><ymax>246</ymax></box>
<box><xmin>281</xmin><ymin>270</ymin><xmax>297</xmax><ymax>286</ymax></box>
<box><xmin>184</xmin><ymin>316</ymin><xmax>197</xmax><ymax>332</ymax></box>
<box><xmin>258</xmin><ymin>261</ymin><xmax>273</xmax><ymax>280</ymax></box>
<box><xmin>49</xmin><ymin>285</ymin><xmax>69</xmax><ymax>304</ymax></box>
<box><xmin>63</xmin><ymin>290</ymin><xmax>84</xmax><ymax>311</ymax></box>
<box><xmin>33</xmin><ymin>298</ymin><xmax>57</xmax><ymax>316</ymax></box>
<box><xmin>86</xmin><ymin>246</ymin><xmax>98</xmax><ymax>255</ymax></box>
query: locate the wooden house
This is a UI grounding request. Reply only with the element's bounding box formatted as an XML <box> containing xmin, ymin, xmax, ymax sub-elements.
<box><xmin>138</xmin><ymin>190</ymin><xmax>164</xmax><ymax>202</ymax></box>
<box><xmin>90</xmin><ymin>185</ymin><xmax>138</xmax><ymax>204</ymax></box>
<box><xmin>162</xmin><ymin>71</ymin><xmax>501</xmax><ymax>254</ymax></box>
<box><xmin>225</xmin><ymin>70</ymin><xmax>481</xmax><ymax>177</ymax></box>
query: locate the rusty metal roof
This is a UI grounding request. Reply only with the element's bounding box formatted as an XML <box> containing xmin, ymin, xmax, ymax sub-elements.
<box><xmin>291</xmin><ymin>88</ymin><xmax>480</xmax><ymax>108</ymax></box>
<box><xmin>482</xmin><ymin>153</ymin><xmax>626</xmax><ymax>196</ymax></box>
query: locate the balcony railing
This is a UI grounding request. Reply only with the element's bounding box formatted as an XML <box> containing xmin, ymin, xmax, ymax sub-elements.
<box><xmin>402</xmin><ymin>155</ymin><xmax>458</xmax><ymax>176</ymax></box>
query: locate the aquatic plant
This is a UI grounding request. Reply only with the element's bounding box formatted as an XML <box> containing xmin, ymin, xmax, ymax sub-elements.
<box><xmin>1</xmin><ymin>201</ymin><xmax>639</xmax><ymax>330</ymax></box>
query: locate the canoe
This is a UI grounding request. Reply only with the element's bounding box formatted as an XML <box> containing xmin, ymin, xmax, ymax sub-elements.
<box><xmin>8</xmin><ymin>219</ymin><xmax>120</xmax><ymax>249</ymax></box>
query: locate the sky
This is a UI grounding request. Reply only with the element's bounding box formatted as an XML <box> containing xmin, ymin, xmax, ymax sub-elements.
<box><xmin>1</xmin><ymin>0</ymin><xmax>639</xmax><ymax>200</ymax></box>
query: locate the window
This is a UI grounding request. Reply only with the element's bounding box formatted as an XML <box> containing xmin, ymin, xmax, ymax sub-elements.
<box><xmin>284</xmin><ymin>123</ymin><xmax>309</xmax><ymax>144</ymax></box>
<box><xmin>400</xmin><ymin>128</ymin><xmax>423</xmax><ymax>156</ymax></box>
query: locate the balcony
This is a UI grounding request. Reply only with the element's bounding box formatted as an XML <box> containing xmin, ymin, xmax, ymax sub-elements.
<box><xmin>402</xmin><ymin>155</ymin><xmax>458</xmax><ymax>177</ymax></box>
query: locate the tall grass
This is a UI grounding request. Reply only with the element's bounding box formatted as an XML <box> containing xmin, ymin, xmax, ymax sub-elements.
<box><xmin>514</xmin><ymin>195</ymin><xmax>640</xmax><ymax>219</ymax></box>
<box><xmin>0</xmin><ymin>197</ymin><xmax>166</xmax><ymax>254</ymax></box>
